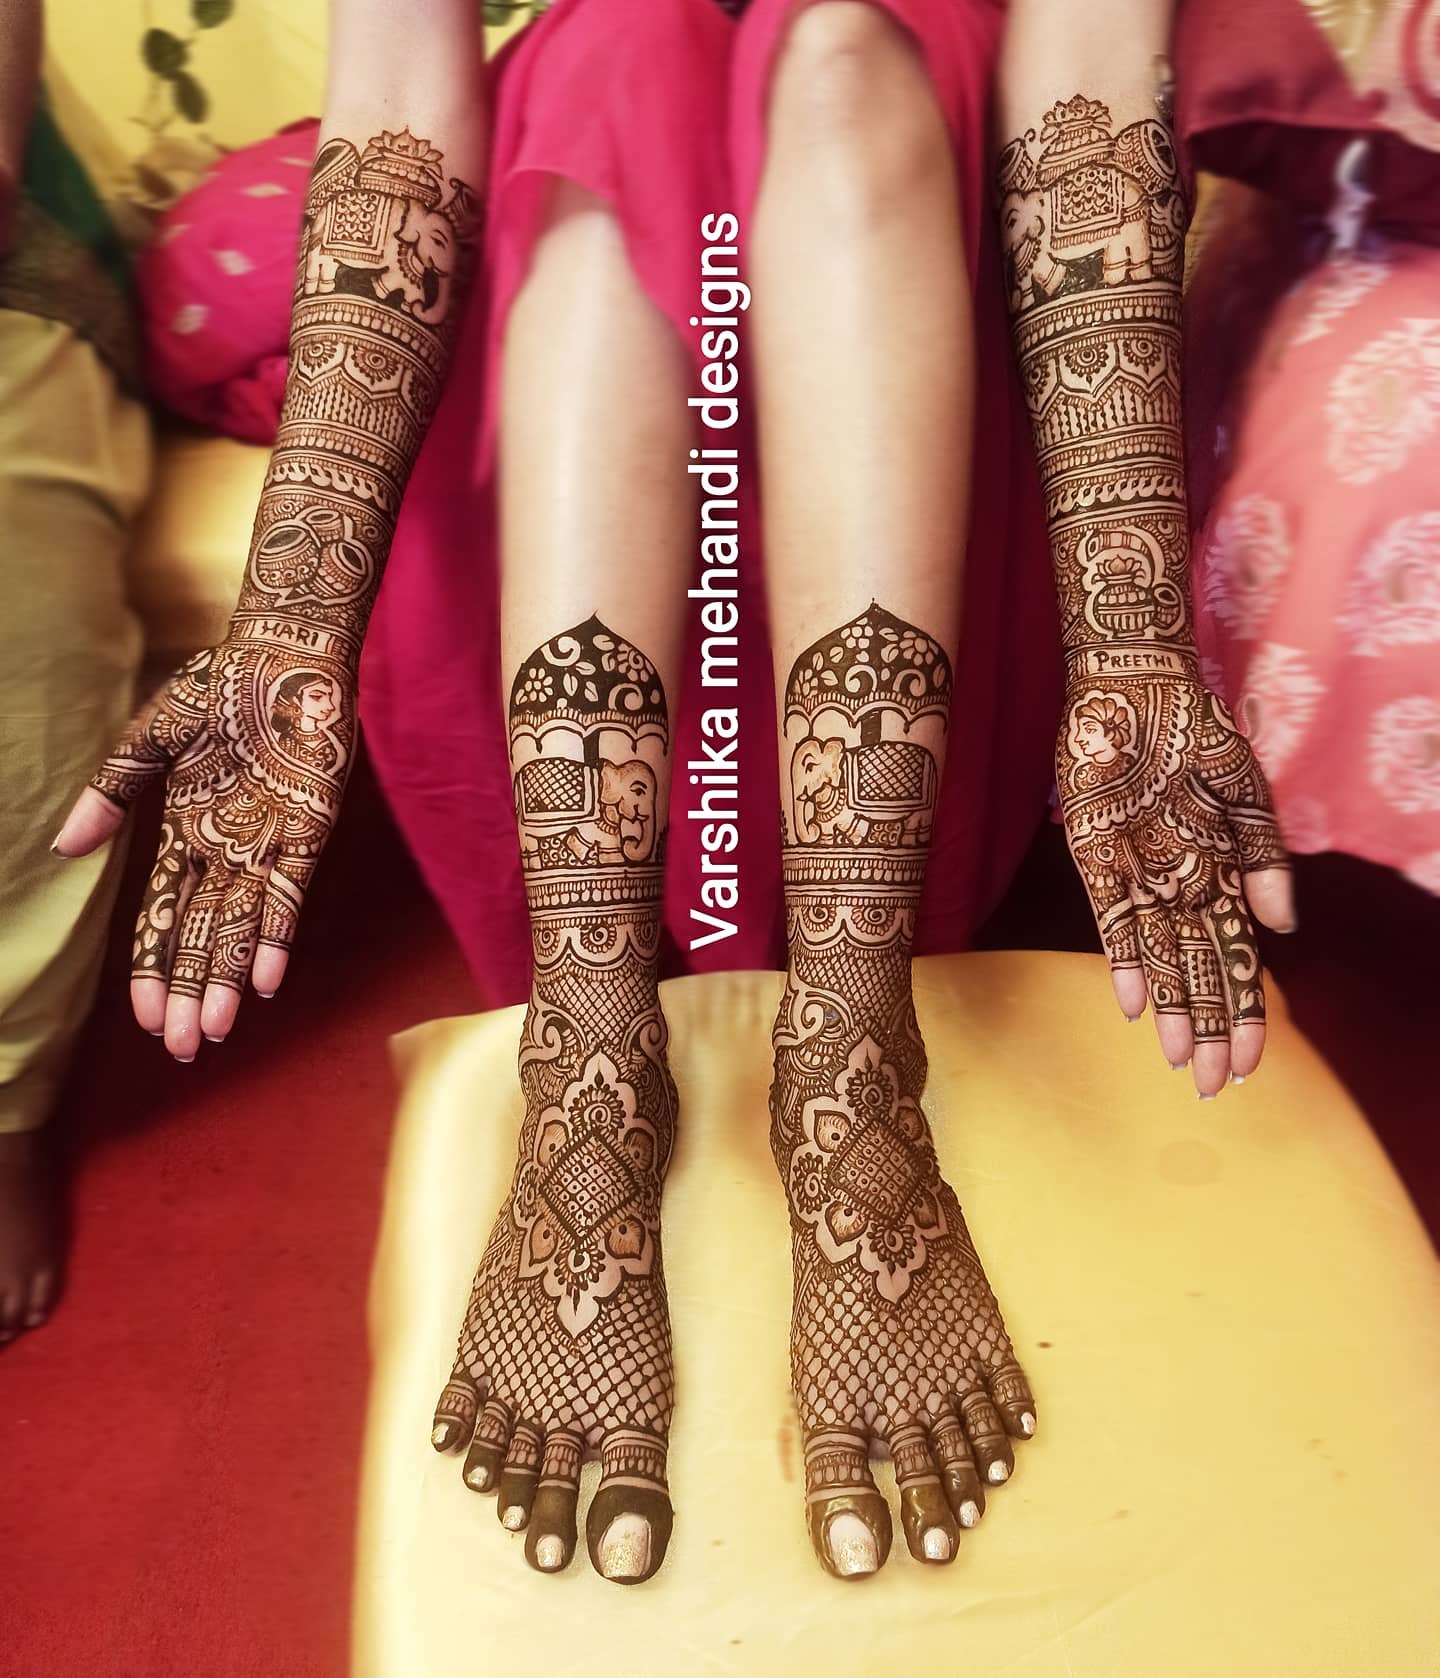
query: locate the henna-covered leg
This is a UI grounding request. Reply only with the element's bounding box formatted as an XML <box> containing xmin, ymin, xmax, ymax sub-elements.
<box><xmin>431</xmin><ymin>183</ymin><xmax>690</xmax><ymax>1585</ymax></box>
<box><xmin>752</xmin><ymin>5</ymin><xmax>1034</xmax><ymax>1580</ymax></box>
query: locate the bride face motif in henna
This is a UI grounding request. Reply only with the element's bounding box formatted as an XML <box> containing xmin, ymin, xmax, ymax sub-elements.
<box><xmin>92</xmin><ymin>128</ymin><xmax>476</xmax><ymax>1002</ymax></box>
<box><xmin>433</xmin><ymin>620</ymin><xmax>677</xmax><ymax>1580</ymax></box>
<box><xmin>1000</xmin><ymin>95</ymin><xmax>1287</xmax><ymax>1045</ymax></box>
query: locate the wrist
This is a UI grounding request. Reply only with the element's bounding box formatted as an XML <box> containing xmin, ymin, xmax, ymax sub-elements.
<box><xmin>1064</xmin><ymin>641</ymin><xmax>1200</xmax><ymax>685</ymax></box>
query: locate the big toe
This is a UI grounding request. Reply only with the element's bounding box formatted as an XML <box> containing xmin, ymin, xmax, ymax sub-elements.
<box><xmin>586</xmin><ymin>1428</ymin><xmax>672</xmax><ymax>1584</ymax></box>
<box><xmin>803</xmin><ymin>1426</ymin><xmax>892</xmax><ymax>1580</ymax></box>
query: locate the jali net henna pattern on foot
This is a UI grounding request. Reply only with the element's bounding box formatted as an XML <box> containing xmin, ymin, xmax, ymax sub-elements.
<box><xmin>89</xmin><ymin>128</ymin><xmax>477</xmax><ymax>1003</ymax></box>
<box><xmin>432</xmin><ymin>619</ymin><xmax>678</xmax><ymax>1585</ymax></box>
<box><xmin>771</xmin><ymin>605</ymin><xmax>1037</xmax><ymax>1579</ymax></box>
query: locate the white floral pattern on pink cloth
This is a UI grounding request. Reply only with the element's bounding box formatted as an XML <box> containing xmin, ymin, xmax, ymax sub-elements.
<box><xmin>1193</xmin><ymin>240</ymin><xmax>1440</xmax><ymax>894</ymax></box>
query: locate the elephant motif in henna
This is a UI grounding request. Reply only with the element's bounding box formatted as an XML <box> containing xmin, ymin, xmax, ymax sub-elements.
<box><xmin>515</xmin><ymin>754</ymin><xmax>660</xmax><ymax>869</ymax></box>
<box><xmin>790</xmin><ymin>732</ymin><xmax>937</xmax><ymax>848</ymax></box>
<box><xmin>997</xmin><ymin>98</ymin><xmax>1184</xmax><ymax>306</ymax></box>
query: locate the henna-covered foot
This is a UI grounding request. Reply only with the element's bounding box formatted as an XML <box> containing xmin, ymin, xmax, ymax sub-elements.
<box><xmin>774</xmin><ymin>607</ymin><xmax>1035</xmax><ymax>1578</ymax></box>
<box><xmin>432</xmin><ymin>619</ymin><xmax>677</xmax><ymax>1584</ymax></box>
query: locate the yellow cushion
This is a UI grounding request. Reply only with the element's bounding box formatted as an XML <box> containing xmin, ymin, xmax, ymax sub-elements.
<box><xmin>355</xmin><ymin>951</ymin><xmax>1440</xmax><ymax>1676</ymax></box>
<box><xmin>126</xmin><ymin>431</ymin><xmax>267</xmax><ymax>673</ymax></box>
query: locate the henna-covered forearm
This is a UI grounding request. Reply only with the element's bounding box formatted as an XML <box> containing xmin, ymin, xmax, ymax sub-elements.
<box><xmin>995</xmin><ymin>32</ymin><xmax>1289</xmax><ymax>1069</ymax></box>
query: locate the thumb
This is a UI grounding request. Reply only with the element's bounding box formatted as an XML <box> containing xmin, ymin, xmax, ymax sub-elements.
<box><xmin>52</xmin><ymin>785</ymin><xmax>130</xmax><ymax>859</ymax></box>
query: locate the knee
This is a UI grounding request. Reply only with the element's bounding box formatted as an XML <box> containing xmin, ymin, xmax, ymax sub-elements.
<box><xmin>769</xmin><ymin>3</ymin><xmax>947</xmax><ymax>206</ymax></box>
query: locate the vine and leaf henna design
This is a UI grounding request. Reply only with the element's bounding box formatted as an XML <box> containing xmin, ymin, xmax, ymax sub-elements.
<box><xmin>998</xmin><ymin>94</ymin><xmax>1291</xmax><ymax>1084</ymax></box>
<box><xmin>773</xmin><ymin>606</ymin><xmax>1036</xmax><ymax>1580</ymax></box>
<box><xmin>80</xmin><ymin>128</ymin><xmax>477</xmax><ymax>1037</ymax></box>
<box><xmin>431</xmin><ymin>619</ymin><xmax>677</xmax><ymax>1586</ymax></box>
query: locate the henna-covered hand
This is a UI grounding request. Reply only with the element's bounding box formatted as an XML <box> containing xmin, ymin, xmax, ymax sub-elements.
<box><xmin>998</xmin><ymin>92</ymin><xmax>1293</xmax><ymax>1093</ymax></box>
<box><xmin>54</xmin><ymin>126</ymin><xmax>477</xmax><ymax>1058</ymax></box>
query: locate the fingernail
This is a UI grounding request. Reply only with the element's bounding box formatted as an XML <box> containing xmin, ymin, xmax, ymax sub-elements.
<box><xmin>1230</xmin><ymin>1073</ymin><xmax>1246</xmax><ymax>1085</ymax></box>
<box><xmin>535</xmin><ymin>1535</ymin><xmax>565</xmax><ymax>1571</ymax></box>
<box><xmin>1170</xmin><ymin>1062</ymin><xmax>1189</xmax><ymax>1072</ymax></box>
<box><xmin>49</xmin><ymin>840</ymin><xmax>63</xmax><ymax>856</ymax></box>
<box><xmin>599</xmin><ymin>1513</ymin><xmax>651</xmax><ymax>1581</ymax></box>
<box><xmin>175</xmin><ymin>1055</ymin><xmax>195</xmax><ymax>1064</ymax></box>
<box><xmin>922</xmin><ymin>1527</ymin><xmax>952</xmax><ymax>1562</ymax></box>
<box><xmin>1124</xmin><ymin>1014</ymin><xmax>1141</xmax><ymax>1023</ymax></box>
<box><xmin>827</xmin><ymin>1512</ymin><xmax>878</xmax><ymax>1577</ymax></box>
<box><xmin>501</xmin><ymin>1506</ymin><xmax>526</xmax><ymax>1531</ymax></box>
<box><xmin>203</xmin><ymin>1034</ymin><xmax>224</xmax><ymax>1044</ymax></box>
<box><xmin>1275</xmin><ymin>921</ymin><xmax>1297</xmax><ymax>934</ymax></box>
<box><xmin>1020</xmin><ymin>1412</ymin><xmax>1036</xmax><ymax>1437</ymax></box>
<box><xmin>987</xmin><ymin>1461</ymin><xmax>1009</xmax><ymax>1484</ymax></box>
<box><xmin>431</xmin><ymin>1423</ymin><xmax>453</xmax><ymax>1449</ymax></box>
<box><xmin>148</xmin><ymin>1029</ymin><xmax>163</xmax><ymax>1037</ymax></box>
<box><xmin>1199</xmin><ymin>1093</ymin><xmax>1215</xmax><ymax>1102</ymax></box>
<box><xmin>255</xmin><ymin>991</ymin><xmax>276</xmax><ymax>1000</ymax></box>
<box><xmin>959</xmin><ymin>1500</ymin><xmax>980</xmax><ymax>1528</ymax></box>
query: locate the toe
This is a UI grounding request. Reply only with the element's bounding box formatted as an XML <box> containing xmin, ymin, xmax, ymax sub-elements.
<box><xmin>462</xmin><ymin>1398</ymin><xmax>513</xmax><ymax>1494</ymax></box>
<box><xmin>889</xmin><ymin>1420</ymin><xmax>959</xmax><ymax>1565</ymax></box>
<box><xmin>430</xmin><ymin>1370</ymin><xmax>479</xmax><ymax>1454</ymax></box>
<box><xmin>25</xmin><ymin>1266</ymin><xmax>57</xmax><ymax>1330</ymax></box>
<box><xmin>525</xmin><ymin>1428</ymin><xmax>582</xmax><ymax>1574</ymax></box>
<box><xmin>987</xmin><ymin>1360</ymin><xmax>1037</xmax><ymax>1441</ymax></box>
<box><xmin>959</xmin><ymin>1389</ymin><xmax>1014</xmax><ymax>1486</ymax></box>
<box><xmin>496</xmin><ymin>1420</ymin><xmax>544</xmax><ymax>1531</ymax></box>
<box><xmin>803</xmin><ymin>1425</ymin><xmax>891</xmax><ymax>1580</ymax></box>
<box><xmin>0</xmin><ymin>1285</ymin><xmax>19</xmax><ymax>1346</ymax></box>
<box><xmin>930</xmin><ymin>1405</ymin><xmax>986</xmax><ymax>1528</ymax></box>
<box><xmin>586</xmin><ymin>1427</ymin><xmax>672</xmax><ymax>1584</ymax></box>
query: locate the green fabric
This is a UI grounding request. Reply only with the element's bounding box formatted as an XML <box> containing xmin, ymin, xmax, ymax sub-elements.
<box><xmin>20</xmin><ymin>92</ymin><xmax>131</xmax><ymax>297</ymax></box>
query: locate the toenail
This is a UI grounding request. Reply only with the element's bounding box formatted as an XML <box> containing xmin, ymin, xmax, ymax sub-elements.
<box><xmin>826</xmin><ymin>1512</ymin><xmax>878</xmax><ymax>1578</ymax></box>
<box><xmin>466</xmin><ymin>1465</ymin><xmax>491</xmax><ymax>1490</ymax></box>
<box><xmin>599</xmin><ymin>1513</ymin><xmax>651</xmax><ymax>1580</ymax></box>
<box><xmin>1020</xmin><ymin>1412</ymin><xmax>1036</xmax><ymax>1437</ymax></box>
<box><xmin>535</xmin><ymin>1535</ymin><xmax>565</xmax><ymax>1571</ymax></box>
<box><xmin>501</xmin><ymin>1506</ymin><xmax>526</xmax><ymax>1531</ymax></box>
<box><xmin>922</xmin><ymin>1528</ymin><xmax>952</xmax><ymax>1562</ymax></box>
<box><xmin>959</xmin><ymin>1500</ymin><xmax>980</xmax><ymax>1528</ymax></box>
<box><xmin>431</xmin><ymin>1424</ymin><xmax>453</xmax><ymax>1449</ymax></box>
<box><xmin>987</xmin><ymin>1461</ymin><xmax>1009</xmax><ymax>1484</ymax></box>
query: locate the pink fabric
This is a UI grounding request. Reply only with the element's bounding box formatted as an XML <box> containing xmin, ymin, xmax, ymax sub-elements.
<box><xmin>361</xmin><ymin>0</ymin><xmax>1061</xmax><ymax>1006</ymax></box>
<box><xmin>139</xmin><ymin>121</ymin><xmax>320</xmax><ymax>442</ymax></box>
<box><xmin>1189</xmin><ymin>235</ymin><xmax>1440</xmax><ymax>896</ymax></box>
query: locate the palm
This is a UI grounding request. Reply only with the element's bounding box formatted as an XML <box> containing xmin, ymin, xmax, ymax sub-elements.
<box><xmin>1057</xmin><ymin>674</ymin><xmax>1286</xmax><ymax>1048</ymax></box>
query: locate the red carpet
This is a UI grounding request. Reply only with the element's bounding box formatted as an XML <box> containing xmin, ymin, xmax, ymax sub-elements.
<box><xmin>3</xmin><ymin>768</ymin><xmax>1434</xmax><ymax>1675</ymax></box>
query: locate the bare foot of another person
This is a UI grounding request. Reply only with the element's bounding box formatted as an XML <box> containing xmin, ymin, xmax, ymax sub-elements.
<box><xmin>0</xmin><ymin>1128</ymin><xmax>61</xmax><ymax>1346</ymax></box>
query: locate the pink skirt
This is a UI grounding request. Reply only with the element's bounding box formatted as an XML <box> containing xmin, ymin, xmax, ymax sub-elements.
<box><xmin>361</xmin><ymin>0</ymin><xmax>1062</xmax><ymax>1006</ymax></box>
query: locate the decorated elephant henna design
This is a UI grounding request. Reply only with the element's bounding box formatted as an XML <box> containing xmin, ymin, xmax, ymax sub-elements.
<box><xmin>432</xmin><ymin>618</ymin><xmax>677</xmax><ymax>1583</ymax></box>
<box><xmin>772</xmin><ymin>605</ymin><xmax>1036</xmax><ymax>1578</ymax></box>
<box><xmin>999</xmin><ymin>89</ymin><xmax>1288</xmax><ymax>1054</ymax></box>
<box><xmin>90</xmin><ymin>127</ymin><xmax>477</xmax><ymax>1005</ymax></box>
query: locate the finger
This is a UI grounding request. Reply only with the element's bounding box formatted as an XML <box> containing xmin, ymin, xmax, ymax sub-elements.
<box><xmin>803</xmin><ymin>1426</ymin><xmax>890</xmax><ymax>1580</ymax></box>
<box><xmin>1177</xmin><ymin>913</ymin><xmax>1230</xmax><ymax>1097</ymax></box>
<box><xmin>586</xmin><ymin>1427</ymin><xmax>673</xmax><ymax>1584</ymax></box>
<box><xmin>1204</xmin><ymin>884</ymin><xmax>1268</xmax><ymax>1083</ymax></box>
<box><xmin>201</xmin><ymin>869</ymin><xmax>268</xmax><ymax>1043</ymax></box>
<box><xmin>52</xmin><ymin>786</ymin><xmax>128</xmax><ymax>859</ymax></box>
<box><xmin>70</xmin><ymin>651</ymin><xmax>212</xmax><ymax>836</ymax></box>
<box><xmin>497</xmin><ymin>1420</ymin><xmax>544</xmax><ymax>1531</ymax></box>
<box><xmin>525</xmin><ymin>1428</ymin><xmax>583</xmax><ymax>1575</ymax></box>
<box><xmin>253</xmin><ymin>854</ymin><xmax>316</xmax><ymax>998</ymax></box>
<box><xmin>1080</xmin><ymin>861</ymin><xmax>1148</xmax><ymax>1022</ymax></box>
<box><xmin>463</xmin><ymin>1398</ymin><xmax>514</xmax><ymax>1494</ymax></box>
<box><xmin>431</xmin><ymin>1370</ymin><xmax>480</xmax><ymax>1453</ymax></box>
<box><xmin>1243</xmin><ymin>865</ymin><xmax>1296</xmax><ymax>935</ymax></box>
<box><xmin>987</xmin><ymin>1360</ymin><xmax>1038</xmax><ymax>1440</ymax></box>
<box><xmin>959</xmin><ymin>1389</ymin><xmax>1014</xmax><ymax>1487</ymax></box>
<box><xmin>930</xmin><ymin>1404</ymin><xmax>986</xmax><ymax>1529</ymax></box>
<box><xmin>1135</xmin><ymin>899</ymin><xmax>1194</xmax><ymax>1070</ymax></box>
<box><xmin>165</xmin><ymin>869</ymin><xmax>229</xmax><ymax>1060</ymax></box>
<box><xmin>131</xmin><ymin>825</ymin><xmax>202</xmax><ymax>1037</ymax></box>
<box><xmin>888</xmin><ymin>1420</ymin><xmax>959</xmax><ymax>1565</ymax></box>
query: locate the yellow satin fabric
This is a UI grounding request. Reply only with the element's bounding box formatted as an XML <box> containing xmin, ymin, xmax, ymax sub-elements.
<box><xmin>355</xmin><ymin>951</ymin><xmax>1440</xmax><ymax>1676</ymax></box>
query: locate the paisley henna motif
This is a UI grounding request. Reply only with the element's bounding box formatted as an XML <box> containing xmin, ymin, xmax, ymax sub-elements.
<box><xmin>434</xmin><ymin>619</ymin><xmax>675</xmax><ymax>1575</ymax></box>
<box><xmin>772</xmin><ymin>607</ymin><xmax>1036</xmax><ymax>1569</ymax></box>
<box><xmin>1000</xmin><ymin>93</ymin><xmax>1288</xmax><ymax>1043</ymax></box>
<box><xmin>91</xmin><ymin>128</ymin><xmax>477</xmax><ymax>998</ymax></box>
